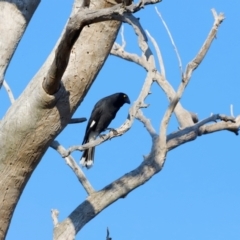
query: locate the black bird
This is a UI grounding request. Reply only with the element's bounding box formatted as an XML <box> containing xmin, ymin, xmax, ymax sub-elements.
<box><xmin>80</xmin><ymin>92</ymin><xmax>130</xmax><ymax>168</ymax></box>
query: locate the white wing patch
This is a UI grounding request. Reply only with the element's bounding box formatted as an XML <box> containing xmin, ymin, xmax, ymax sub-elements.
<box><xmin>90</xmin><ymin>120</ymin><xmax>96</xmax><ymax>128</ymax></box>
<box><xmin>79</xmin><ymin>157</ymin><xmax>86</xmax><ymax>166</ymax></box>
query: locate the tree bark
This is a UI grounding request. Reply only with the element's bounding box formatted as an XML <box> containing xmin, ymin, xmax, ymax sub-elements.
<box><xmin>0</xmin><ymin>0</ymin><xmax>121</xmax><ymax>239</ymax></box>
<box><xmin>0</xmin><ymin>0</ymin><xmax>40</xmax><ymax>87</ymax></box>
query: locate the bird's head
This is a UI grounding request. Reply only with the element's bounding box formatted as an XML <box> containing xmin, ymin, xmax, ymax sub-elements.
<box><xmin>120</xmin><ymin>93</ymin><xmax>130</xmax><ymax>105</ymax></box>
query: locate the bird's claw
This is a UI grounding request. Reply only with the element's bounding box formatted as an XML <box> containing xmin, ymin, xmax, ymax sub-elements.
<box><xmin>106</xmin><ymin>128</ymin><xmax>118</xmax><ymax>135</ymax></box>
<box><xmin>99</xmin><ymin>134</ymin><xmax>107</xmax><ymax>139</ymax></box>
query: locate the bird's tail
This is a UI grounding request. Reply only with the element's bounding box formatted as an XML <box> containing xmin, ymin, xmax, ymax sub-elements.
<box><xmin>80</xmin><ymin>147</ymin><xmax>95</xmax><ymax>169</ymax></box>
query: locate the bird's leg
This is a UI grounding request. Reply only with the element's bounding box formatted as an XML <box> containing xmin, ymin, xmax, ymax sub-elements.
<box><xmin>99</xmin><ymin>134</ymin><xmax>107</xmax><ymax>139</ymax></box>
<box><xmin>99</xmin><ymin>128</ymin><xmax>118</xmax><ymax>138</ymax></box>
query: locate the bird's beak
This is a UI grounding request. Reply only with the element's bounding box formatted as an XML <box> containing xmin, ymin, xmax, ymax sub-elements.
<box><xmin>125</xmin><ymin>97</ymin><xmax>130</xmax><ymax>104</ymax></box>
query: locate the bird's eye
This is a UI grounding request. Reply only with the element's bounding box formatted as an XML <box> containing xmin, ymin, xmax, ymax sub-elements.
<box><xmin>123</xmin><ymin>94</ymin><xmax>126</xmax><ymax>98</ymax></box>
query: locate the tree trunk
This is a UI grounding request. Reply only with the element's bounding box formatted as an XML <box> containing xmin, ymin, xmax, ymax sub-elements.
<box><xmin>0</xmin><ymin>0</ymin><xmax>40</xmax><ymax>85</ymax></box>
<box><xmin>0</xmin><ymin>0</ymin><xmax>121</xmax><ymax>239</ymax></box>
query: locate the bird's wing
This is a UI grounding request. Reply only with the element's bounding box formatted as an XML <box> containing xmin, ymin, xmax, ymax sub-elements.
<box><xmin>82</xmin><ymin>99</ymin><xmax>105</xmax><ymax>144</ymax></box>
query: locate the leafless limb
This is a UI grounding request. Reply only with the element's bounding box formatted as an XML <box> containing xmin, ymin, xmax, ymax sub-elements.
<box><xmin>136</xmin><ymin>110</ymin><xmax>157</xmax><ymax>138</ymax></box>
<box><xmin>162</xmin><ymin>9</ymin><xmax>225</xmax><ymax>142</ymax></box>
<box><xmin>146</xmin><ymin>30</ymin><xmax>166</xmax><ymax>78</ymax></box>
<box><xmin>54</xmin><ymin>112</ymin><xmax>240</xmax><ymax>239</ymax></box>
<box><xmin>112</xmin><ymin>41</ymin><xmax>194</xmax><ymax>128</ymax></box>
<box><xmin>122</xmin><ymin>14</ymin><xmax>150</xmax><ymax>60</ymax></box>
<box><xmin>65</xmin><ymin>14</ymin><xmax>157</xmax><ymax>156</ymax></box>
<box><xmin>184</xmin><ymin>9</ymin><xmax>224</xmax><ymax>82</ymax></box>
<box><xmin>106</xmin><ymin>228</ymin><xmax>112</xmax><ymax>240</ymax></box>
<box><xmin>155</xmin><ymin>7</ymin><xmax>183</xmax><ymax>75</ymax></box>
<box><xmin>111</xmin><ymin>17</ymin><xmax>195</xmax><ymax>128</ymax></box>
<box><xmin>42</xmin><ymin>0</ymin><xmax>161</xmax><ymax>94</ymax></box>
<box><xmin>111</xmin><ymin>44</ymin><xmax>148</xmax><ymax>69</ymax></box>
<box><xmin>66</xmin><ymin>71</ymin><xmax>154</xmax><ymax>155</ymax></box>
<box><xmin>51</xmin><ymin>209</ymin><xmax>59</xmax><ymax>227</ymax></box>
<box><xmin>160</xmin><ymin>8</ymin><xmax>225</xmax><ymax>141</ymax></box>
<box><xmin>120</xmin><ymin>25</ymin><xmax>126</xmax><ymax>49</ymax></box>
<box><xmin>167</xmin><ymin>114</ymin><xmax>238</xmax><ymax>150</ymax></box>
<box><xmin>50</xmin><ymin>141</ymin><xmax>95</xmax><ymax>195</ymax></box>
<box><xmin>69</xmin><ymin>118</ymin><xmax>87</xmax><ymax>124</ymax></box>
<box><xmin>159</xmin><ymin>8</ymin><xmax>224</xmax><ymax>147</ymax></box>
<box><xmin>48</xmin><ymin>5</ymin><xmax>234</xmax><ymax>239</ymax></box>
<box><xmin>2</xmin><ymin>79</ymin><xmax>15</xmax><ymax>104</ymax></box>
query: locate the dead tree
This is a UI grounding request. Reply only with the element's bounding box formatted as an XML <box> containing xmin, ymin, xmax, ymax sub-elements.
<box><xmin>0</xmin><ymin>0</ymin><xmax>239</xmax><ymax>240</ymax></box>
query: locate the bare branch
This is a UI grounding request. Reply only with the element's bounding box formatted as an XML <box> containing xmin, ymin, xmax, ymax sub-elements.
<box><xmin>167</xmin><ymin>114</ymin><xmax>238</xmax><ymax>150</ymax></box>
<box><xmin>120</xmin><ymin>25</ymin><xmax>126</xmax><ymax>49</ymax></box>
<box><xmin>50</xmin><ymin>141</ymin><xmax>95</xmax><ymax>195</ymax></box>
<box><xmin>54</xmin><ymin>111</ymin><xmax>239</xmax><ymax>239</ymax></box>
<box><xmin>0</xmin><ymin>0</ymin><xmax>40</xmax><ymax>91</ymax></box>
<box><xmin>184</xmin><ymin>9</ymin><xmax>225</xmax><ymax>82</ymax></box>
<box><xmin>159</xmin><ymin>93</ymin><xmax>180</xmax><ymax>152</ymax></box>
<box><xmin>111</xmin><ymin>21</ymin><xmax>194</xmax><ymax>128</ymax></box>
<box><xmin>51</xmin><ymin>209</ymin><xmax>59</xmax><ymax>227</ymax></box>
<box><xmin>67</xmin><ymin>68</ymin><xmax>155</xmax><ymax>155</ymax></box>
<box><xmin>111</xmin><ymin>47</ymin><xmax>194</xmax><ymax>128</ymax></box>
<box><xmin>145</xmin><ymin>30</ymin><xmax>166</xmax><ymax>78</ymax></box>
<box><xmin>42</xmin><ymin>0</ymin><xmax>161</xmax><ymax>94</ymax></box>
<box><xmin>106</xmin><ymin>228</ymin><xmax>112</xmax><ymax>240</ymax></box>
<box><xmin>159</xmin><ymin>8</ymin><xmax>225</xmax><ymax>136</ymax></box>
<box><xmin>136</xmin><ymin>110</ymin><xmax>157</xmax><ymax>138</ymax></box>
<box><xmin>122</xmin><ymin>14</ymin><xmax>150</xmax><ymax>60</ymax></box>
<box><xmin>69</xmin><ymin>118</ymin><xmax>87</xmax><ymax>124</ymax></box>
<box><xmin>111</xmin><ymin>43</ymin><xmax>148</xmax><ymax>69</ymax></box>
<box><xmin>2</xmin><ymin>79</ymin><xmax>15</xmax><ymax>104</ymax></box>
<box><xmin>155</xmin><ymin>7</ymin><xmax>183</xmax><ymax>75</ymax></box>
<box><xmin>199</xmin><ymin>121</ymin><xmax>239</xmax><ymax>136</ymax></box>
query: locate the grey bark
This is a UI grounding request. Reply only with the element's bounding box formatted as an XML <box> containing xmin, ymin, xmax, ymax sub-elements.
<box><xmin>0</xmin><ymin>2</ymin><xmax>237</xmax><ymax>240</ymax></box>
<box><xmin>0</xmin><ymin>0</ymin><xmax>121</xmax><ymax>239</ymax></box>
<box><xmin>53</xmin><ymin>115</ymin><xmax>240</xmax><ymax>240</ymax></box>
<box><xmin>0</xmin><ymin>0</ymin><xmax>40</xmax><ymax>87</ymax></box>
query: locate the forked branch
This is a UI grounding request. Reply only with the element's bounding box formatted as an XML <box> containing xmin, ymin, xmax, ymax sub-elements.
<box><xmin>42</xmin><ymin>0</ymin><xmax>161</xmax><ymax>94</ymax></box>
<box><xmin>51</xmin><ymin>141</ymin><xmax>95</xmax><ymax>195</ymax></box>
<box><xmin>54</xmin><ymin>112</ymin><xmax>239</xmax><ymax>240</ymax></box>
<box><xmin>184</xmin><ymin>9</ymin><xmax>225</xmax><ymax>82</ymax></box>
<box><xmin>53</xmin><ymin>8</ymin><xmax>231</xmax><ymax>240</ymax></box>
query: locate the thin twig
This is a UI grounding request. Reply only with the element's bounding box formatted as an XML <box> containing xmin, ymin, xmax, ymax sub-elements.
<box><xmin>155</xmin><ymin>7</ymin><xmax>183</xmax><ymax>76</ymax></box>
<box><xmin>159</xmin><ymin>9</ymin><xmax>225</xmax><ymax>150</ymax></box>
<box><xmin>111</xmin><ymin>24</ymin><xmax>193</xmax><ymax>128</ymax></box>
<box><xmin>120</xmin><ymin>25</ymin><xmax>126</xmax><ymax>49</ymax></box>
<box><xmin>42</xmin><ymin>0</ymin><xmax>162</xmax><ymax>95</ymax></box>
<box><xmin>106</xmin><ymin>227</ymin><xmax>112</xmax><ymax>240</ymax></box>
<box><xmin>66</xmin><ymin>15</ymin><xmax>158</xmax><ymax>156</ymax></box>
<box><xmin>184</xmin><ymin>9</ymin><xmax>225</xmax><ymax>82</ymax></box>
<box><xmin>3</xmin><ymin>79</ymin><xmax>15</xmax><ymax>104</ymax></box>
<box><xmin>145</xmin><ymin>30</ymin><xmax>166</xmax><ymax>78</ymax></box>
<box><xmin>67</xmin><ymin>70</ymin><xmax>155</xmax><ymax>155</ymax></box>
<box><xmin>69</xmin><ymin>118</ymin><xmax>87</xmax><ymax>124</ymax></box>
<box><xmin>50</xmin><ymin>141</ymin><xmax>95</xmax><ymax>195</ymax></box>
<box><xmin>136</xmin><ymin>110</ymin><xmax>157</xmax><ymax>138</ymax></box>
<box><xmin>51</xmin><ymin>209</ymin><xmax>59</xmax><ymax>227</ymax></box>
<box><xmin>122</xmin><ymin>14</ymin><xmax>150</xmax><ymax>60</ymax></box>
<box><xmin>111</xmin><ymin>43</ymin><xmax>148</xmax><ymax>70</ymax></box>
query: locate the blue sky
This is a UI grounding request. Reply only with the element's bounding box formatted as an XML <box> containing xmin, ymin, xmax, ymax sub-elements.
<box><xmin>1</xmin><ymin>0</ymin><xmax>240</xmax><ymax>239</ymax></box>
